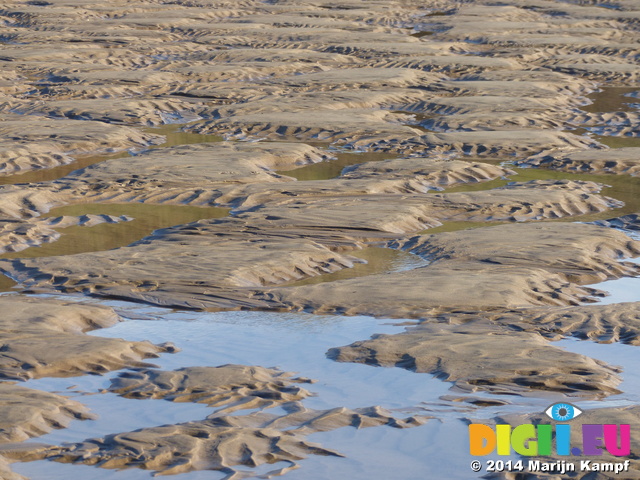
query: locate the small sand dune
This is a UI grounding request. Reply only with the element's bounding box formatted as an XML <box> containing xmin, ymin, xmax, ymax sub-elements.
<box><xmin>329</xmin><ymin>322</ymin><xmax>621</xmax><ymax>398</ymax></box>
<box><xmin>0</xmin><ymin>296</ymin><xmax>174</xmax><ymax>381</ymax></box>
<box><xmin>108</xmin><ymin>365</ymin><xmax>313</xmax><ymax>411</ymax></box>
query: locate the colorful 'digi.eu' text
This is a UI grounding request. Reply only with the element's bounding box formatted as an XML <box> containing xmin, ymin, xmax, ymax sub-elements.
<box><xmin>469</xmin><ymin>403</ymin><xmax>631</xmax><ymax>457</ymax></box>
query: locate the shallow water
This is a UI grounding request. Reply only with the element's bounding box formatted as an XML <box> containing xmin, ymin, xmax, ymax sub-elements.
<box><xmin>0</xmin><ymin>204</ymin><xmax>228</xmax><ymax>260</ymax></box>
<box><xmin>11</xmin><ymin>303</ymin><xmax>556</xmax><ymax>480</ymax></box>
<box><xmin>581</xmin><ymin>86</ymin><xmax>640</xmax><ymax>114</ymax></box>
<box><xmin>593</xmin><ymin>278</ymin><xmax>640</xmax><ymax>305</ymax></box>
<box><xmin>277</xmin><ymin>150</ymin><xmax>400</xmax><ymax>181</ymax></box>
<box><xmin>554</xmin><ymin>337</ymin><xmax>640</xmax><ymax>406</ymax></box>
<box><xmin>595</xmin><ymin>135</ymin><xmax>640</xmax><ymax>149</ymax></box>
<box><xmin>145</xmin><ymin>123</ymin><xmax>224</xmax><ymax>147</ymax></box>
<box><xmin>284</xmin><ymin>247</ymin><xmax>429</xmax><ymax>287</ymax></box>
<box><xmin>13</xmin><ymin>299</ymin><xmax>640</xmax><ymax>480</ymax></box>
<box><xmin>0</xmin><ymin>124</ymin><xmax>223</xmax><ymax>186</ymax></box>
<box><xmin>442</xmin><ymin>166</ymin><xmax>640</xmax><ymax>224</ymax></box>
<box><xmin>587</xmin><ymin>256</ymin><xmax>640</xmax><ymax>305</ymax></box>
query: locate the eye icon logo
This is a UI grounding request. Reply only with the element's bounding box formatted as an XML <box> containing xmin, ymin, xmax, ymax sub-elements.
<box><xmin>545</xmin><ymin>403</ymin><xmax>582</xmax><ymax>422</ymax></box>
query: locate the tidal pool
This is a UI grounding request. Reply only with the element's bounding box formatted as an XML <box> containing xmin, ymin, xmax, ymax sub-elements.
<box><xmin>587</xmin><ymin>256</ymin><xmax>640</xmax><ymax>306</ymax></box>
<box><xmin>0</xmin><ymin>124</ymin><xmax>223</xmax><ymax>186</ymax></box>
<box><xmin>283</xmin><ymin>247</ymin><xmax>429</xmax><ymax>287</ymax></box>
<box><xmin>581</xmin><ymin>86</ymin><xmax>640</xmax><ymax>114</ymax></box>
<box><xmin>11</xmin><ymin>303</ymin><xmax>553</xmax><ymax>480</ymax></box>
<box><xmin>277</xmin><ymin>150</ymin><xmax>400</xmax><ymax>181</ymax></box>
<box><xmin>0</xmin><ymin>204</ymin><xmax>229</xmax><ymax>260</ymax></box>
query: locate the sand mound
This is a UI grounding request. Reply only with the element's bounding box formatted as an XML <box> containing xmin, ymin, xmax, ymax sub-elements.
<box><xmin>390</xmin><ymin>222</ymin><xmax>640</xmax><ymax>285</ymax></box>
<box><xmin>500</xmin><ymin>302</ymin><xmax>640</xmax><ymax>345</ymax></box>
<box><xmin>0</xmin><ymin>296</ymin><xmax>173</xmax><ymax>380</ymax></box>
<box><xmin>109</xmin><ymin>365</ymin><xmax>313</xmax><ymax>412</ymax></box>
<box><xmin>274</xmin><ymin>263</ymin><xmax>602</xmax><ymax>316</ymax></box>
<box><xmin>236</xmin><ymin>180</ymin><xmax>618</xmax><ymax>231</ymax></box>
<box><xmin>0</xmin><ymin>182</ymin><xmax>623</xmax><ymax>310</ymax></box>
<box><xmin>189</xmin><ymin>109</ymin><xmax>422</xmax><ymax>143</ymax></box>
<box><xmin>329</xmin><ymin>322</ymin><xmax>621</xmax><ymax>398</ymax></box>
<box><xmin>0</xmin><ymin>215</ymin><xmax>368</xmax><ymax>310</ymax></box>
<box><xmin>216</xmin><ymin>162</ymin><xmax>512</xmax><ymax>209</ymax></box>
<box><xmin>211</xmin><ymin>90</ymin><xmax>432</xmax><ymax>116</ymax></box>
<box><xmin>342</xmin><ymin>158</ymin><xmax>512</xmax><ymax>185</ymax></box>
<box><xmin>272</xmin><ymin>222</ymin><xmax>639</xmax><ymax>316</ymax></box>
<box><xmin>0</xmin><ymin>384</ymin><xmax>94</xmax><ymax>444</ymax></box>
<box><xmin>16</xmin><ymin>98</ymin><xmax>204</xmax><ymax>127</ymax></box>
<box><xmin>373</xmin><ymin>130</ymin><xmax>597</xmax><ymax>156</ymax></box>
<box><xmin>0</xmin><ymin>334</ymin><xmax>171</xmax><ymax>381</ymax></box>
<box><xmin>0</xmin><ymin>295</ymin><xmax>119</xmax><ymax>333</ymax></box>
<box><xmin>4</xmin><ymin>405</ymin><xmax>425</xmax><ymax>476</ymax></box>
<box><xmin>69</xmin><ymin>141</ymin><xmax>331</xmax><ymax>187</ymax></box>
<box><xmin>521</xmin><ymin>147</ymin><xmax>640</xmax><ymax>175</ymax></box>
<box><xmin>0</xmin><ymin>117</ymin><xmax>160</xmax><ymax>176</ymax></box>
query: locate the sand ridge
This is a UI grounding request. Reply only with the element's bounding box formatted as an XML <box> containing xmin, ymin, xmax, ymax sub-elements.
<box><xmin>108</xmin><ymin>365</ymin><xmax>314</xmax><ymax>411</ymax></box>
<box><xmin>0</xmin><ymin>296</ymin><xmax>174</xmax><ymax>381</ymax></box>
<box><xmin>1</xmin><ymin>403</ymin><xmax>428</xmax><ymax>477</ymax></box>
<box><xmin>329</xmin><ymin>322</ymin><xmax>622</xmax><ymax>398</ymax></box>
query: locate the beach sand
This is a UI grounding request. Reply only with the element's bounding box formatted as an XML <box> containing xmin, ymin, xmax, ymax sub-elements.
<box><xmin>0</xmin><ymin>0</ymin><xmax>639</xmax><ymax>478</ymax></box>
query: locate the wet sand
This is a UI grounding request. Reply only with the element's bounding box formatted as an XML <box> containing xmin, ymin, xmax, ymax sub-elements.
<box><xmin>0</xmin><ymin>0</ymin><xmax>640</xmax><ymax>479</ymax></box>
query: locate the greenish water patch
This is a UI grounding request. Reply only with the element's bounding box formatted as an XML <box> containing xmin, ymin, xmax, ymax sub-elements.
<box><xmin>0</xmin><ymin>124</ymin><xmax>223</xmax><ymax>187</ymax></box>
<box><xmin>144</xmin><ymin>124</ymin><xmax>223</xmax><ymax>148</ymax></box>
<box><xmin>581</xmin><ymin>86</ymin><xmax>640</xmax><ymax>114</ymax></box>
<box><xmin>0</xmin><ymin>275</ymin><xmax>18</xmax><ymax>291</ymax></box>
<box><xmin>283</xmin><ymin>247</ymin><xmax>428</xmax><ymax>287</ymax></box>
<box><xmin>277</xmin><ymin>151</ymin><xmax>400</xmax><ymax>181</ymax></box>
<box><xmin>0</xmin><ymin>203</ymin><xmax>228</xmax><ymax>260</ymax></box>
<box><xmin>0</xmin><ymin>151</ymin><xmax>131</xmax><ymax>187</ymax></box>
<box><xmin>595</xmin><ymin>135</ymin><xmax>640</xmax><ymax>149</ymax></box>
<box><xmin>411</xmin><ymin>31</ymin><xmax>434</xmax><ymax>38</ymax></box>
<box><xmin>0</xmin><ymin>125</ymin><xmax>225</xmax><ymax>289</ymax></box>
<box><xmin>574</xmin><ymin>86</ymin><xmax>640</xmax><ymax>148</ymax></box>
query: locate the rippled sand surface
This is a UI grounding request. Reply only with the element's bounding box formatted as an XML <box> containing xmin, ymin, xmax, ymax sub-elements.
<box><xmin>0</xmin><ymin>0</ymin><xmax>639</xmax><ymax>478</ymax></box>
